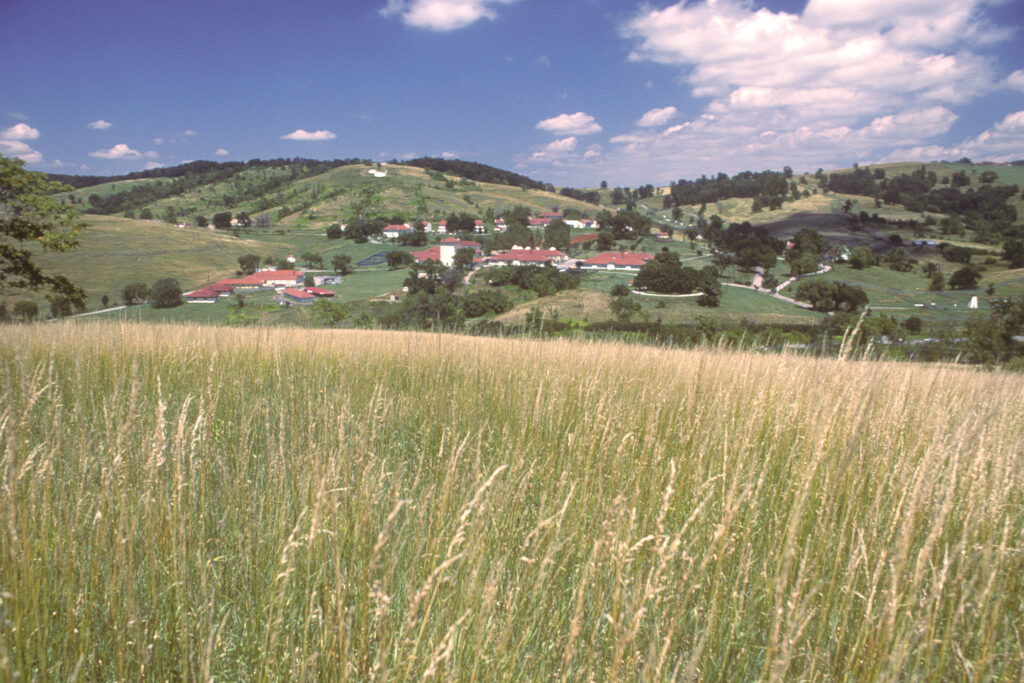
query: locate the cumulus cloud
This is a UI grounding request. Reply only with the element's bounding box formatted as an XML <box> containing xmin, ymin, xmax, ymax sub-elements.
<box><xmin>0</xmin><ymin>140</ymin><xmax>42</xmax><ymax>164</ymax></box>
<box><xmin>381</xmin><ymin>0</ymin><xmax>517</xmax><ymax>32</ymax></box>
<box><xmin>529</xmin><ymin>0</ymin><xmax>1016</xmax><ymax>184</ymax></box>
<box><xmin>1</xmin><ymin>123</ymin><xmax>40</xmax><ymax>140</ymax></box>
<box><xmin>89</xmin><ymin>143</ymin><xmax>143</xmax><ymax>159</ymax></box>
<box><xmin>145</xmin><ymin>162</ymin><xmax>164</xmax><ymax>170</ymax></box>
<box><xmin>535</xmin><ymin>112</ymin><xmax>602</xmax><ymax>136</ymax></box>
<box><xmin>88</xmin><ymin>120</ymin><xmax>112</xmax><ymax>130</ymax></box>
<box><xmin>281</xmin><ymin>129</ymin><xmax>337</xmax><ymax>141</ymax></box>
<box><xmin>0</xmin><ymin>124</ymin><xmax>43</xmax><ymax>163</ymax></box>
<box><xmin>637</xmin><ymin>106</ymin><xmax>677</xmax><ymax>127</ymax></box>
<box><xmin>214</xmin><ymin>148</ymin><xmax>229</xmax><ymax>156</ymax></box>
<box><xmin>1007</xmin><ymin>70</ymin><xmax>1024</xmax><ymax>92</ymax></box>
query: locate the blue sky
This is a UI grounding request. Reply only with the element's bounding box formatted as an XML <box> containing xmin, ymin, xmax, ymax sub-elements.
<box><xmin>1</xmin><ymin>0</ymin><xmax>1022</xmax><ymax>186</ymax></box>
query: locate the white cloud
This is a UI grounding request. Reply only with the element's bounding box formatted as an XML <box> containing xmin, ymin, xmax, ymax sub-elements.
<box><xmin>89</xmin><ymin>143</ymin><xmax>143</xmax><ymax>159</ymax></box>
<box><xmin>88</xmin><ymin>120</ymin><xmax>112</xmax><ymax>130</ymax></box>
<box><xmin>0</xmin><ymin>124</ymin><xmax>43</xmax><ymax>163</ymax></box>
<box><xmin>535</xmin><ymin>112</ymin><xmax>602</xmax><ymax>136</ymax></box>
<box><xmin>281</xmin><ymin>129</ymin><xmax>337</xmax><ymax>141</ymax></box>
<box><xmin>537</xmin><ymin>0</ymin><xmax>1018</xmax><ymax>184</ymax></box>
<box><xmin>182</xmin><ymin>129</ymin><xmax>198</xmax><ymax>137</ymax></box>
<box><xmin>153</xmin><ymin>137</ymin><xmax>165</xmax><ymax>145</ymax></box>
<box><xmin>0</xmin><ymin>140</ymin><xmax>42</xmax><ymax>163</ymax></box>
<box><xmin>145</xmin><ymin>162</ymin><xmax>164</xmax><ymax>170</ymax></box>
<box><xmin>214</xmin><ymin>148</ymin><xmax>229</xmax><ymax>156</ymax></box>
<box><xmin>380</xmin><ymin>0</ymin><xmax>517</xmax><ymax>32</ymax></box>
<box><xmin>441</xmin><ymin>151</ymin><xmax>457</xmax><ymax>159</ymax></box>
<box><xmin>1007</xmin><ymin>70</ymin><xmax>1024</xmax><ymax>92</ymax></box>
<box><xmin>545</xmin><ymin>137</ymin><xmax>578</xmax><ymax>153</ymax></box>
<box><xmin>1</xmin><ymin>123</ymin><xmax>40</xmax><ymax>140</ymax></box>
<box><xmin>637</xmin><ymin>106</ymin><xmax>677</xmax><ymax>127</ymax></box>
<box><xmin>536</xmin><ymin>55</ymin><xmax>551</xmax><ymax>67</ymax></box>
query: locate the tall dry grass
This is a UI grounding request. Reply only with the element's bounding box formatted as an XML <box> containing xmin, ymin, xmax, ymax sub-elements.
<box><xmin>1</xmin><ymin>321</ymin><xmax>1022</xmax><ymax>680</ymax></box>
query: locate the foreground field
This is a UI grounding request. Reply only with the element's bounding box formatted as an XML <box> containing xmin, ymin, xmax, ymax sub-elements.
<box><xmin>2</xmin><ymin>323</ymin><xmax>1022</xmax><ymax>680</ymax></box>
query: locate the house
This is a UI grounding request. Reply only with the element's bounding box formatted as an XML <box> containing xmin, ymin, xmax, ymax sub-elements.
<box><xmin>489</xmin><ymin>247</ymin><xmax>568</xmax><ymax>266</ymax></box>
<box><xmin>440</xmin><ymin>237</ymin><xmax>482</xmax><ymax>253</ymax></box>
<box><xmin>413</xmin><ymin>242</ymin><xmax>485</xmax><ymax>267</ymax></box>
<box><xmin>280</xmin><ymin>288</ymin><xmax>316</xmax><ymax>305</ymax></box>
<box><xmin>580</xmin><ymin>252</ymin><xmax>654</xmax><ymax>271</ymax></box>
<box><xmin>184</xmin><ymin>287</ymin><xmax>220</xmax><ymax>303</ymax></box>
<box><xmin>304</xmin><ymin>287</ymin><xmax>335</xmax><ymax>298</ymax></box>
<box><xmin>474</xmin><ymin>220</ymin><xmax>486</xmax><ymax>233</ymax></box>
<box><xmin>437</xmin><ymin>220</ymin><xmax>448</xmax><ymax>234</ymax></box>
<box><xmin>383</xmin><ymin>224</ymin><xmax>413</xmax><ymax>239</ymax></box>
<box><xmin>494</xmin><ymin>219</ymin><xmax>507</xmax><ymax>232</ymax></box>
<box><xmin>251</xmin><ymin>269</ymin><xmax>303</xmax><ymax>287</ymax></box>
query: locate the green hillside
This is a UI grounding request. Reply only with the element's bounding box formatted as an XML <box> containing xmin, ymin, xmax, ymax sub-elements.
<box><xmin>61</xmin><ymin>160</ymin><xmax>600</xmax><ymax>231</ymax></box>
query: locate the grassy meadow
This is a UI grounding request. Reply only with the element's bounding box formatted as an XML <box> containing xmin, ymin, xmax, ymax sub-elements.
<box><xmin>2</xmin><ymin>322</ymin><xmax>1023</xmax><ymax>680</ymax></box>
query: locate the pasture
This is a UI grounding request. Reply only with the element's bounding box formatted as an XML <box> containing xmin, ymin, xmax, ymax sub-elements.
<box><xmin>2</xmin><ymin>322</ymin><xmax>1022</xmax><ymax>679</ymax></box>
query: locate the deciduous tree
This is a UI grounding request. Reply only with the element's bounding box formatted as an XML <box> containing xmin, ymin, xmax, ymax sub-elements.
<box><xmin>1</xmin><ymin>155</ymin><xmax>86</xmax><ymax>313</ymax></box>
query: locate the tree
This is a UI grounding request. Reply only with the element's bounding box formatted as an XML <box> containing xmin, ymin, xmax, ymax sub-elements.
<box><xmin>386</xmin><ymin>250</ymin><xmax>414</xmax><ymax>270</ymax></box>
<box><xmin>609</xmin><ymin>283</ymin><xmax>631</xmax><ymax>297</ymax></box>
<box><xmin>633</xmin><ymin>250</ymin><xmax>701</xmax><ymax>294</ymax></box>
<box><xmin>1</xmin><ymin>155</ymin><xmax>87</xmax><ymax>314</ymax></box>
<box><xmin>948</xmin><ymin>265</ymin><xmax>981</xmax><ymax>290</ymax></box>
<box><xmin>49</xmin><ymin>295</ymin><xmax>74</xmax><ymax>318</ymax></box>
<box><xmin>332</xmin><ymin>254</ymin><xmax>353</xmax><ymax>275</ymax></box>
<box><xmin>121</xmin><ymin>282</ymin><xmax>150</xmax><ymax>305</ymax></box>
<box><xmin>212</xmin><ymin>211</ymin><xmax>232</xmax><ymax>230</ymax></box>
<box><xmin>1002</xmin><ymin>238</ymin><xmax>1024</xmax><ymax>268</ymax></box>
<box><xmin>238</xmin><ymin>253</ymin><xmax>260</xmax><ymax>275</ymax></box>
<box><xmin>794</xmin><ymin>280</ymin><xmax>868</xmax><ymax>312</ymax></box>
<box><xmin>610</xmin><ymin>295</ymin><xmax>641</xmax><ymax>322</ymax></box>
<box><xmin>196</xmin><ymin>215</ymin><xmax>208</xmax><ymax>228</ymax></box>
<box><xmin>12</xmin><ymin>300</ymin><xmax>38</xmax><ymax>321</ymax></box>
<box><xmin>326</xmin><ymin>223</ymin><xmax>343</xmax><ymax>239</ymax></box>
<box><xmin>234</xmin><ymin>211</ymin><xmax>252</xmax><ymax>228</ymax></box>
<box><xmin>150</xmin><ymin>278</ymin><xmax>183</xmax><ymax>308</ymax></box>
<box><xmin>940</xmin><ymin>245</ymin><xmax>972</xmax><ymax>264</ymax></box>
<box><xmin>848</xmin><ymin>246</ymin><xmax>877</xmax><ymax>269</ymax></box>
<box><xmin>301</xmin><ymin>251</ymin><xmax>323</xmax><ymax>268</ymax></box>
<box><xmin>452</xmin><ymin>247</ymin><xmax>476</xmax><ymax>271</ymax></box>
<box><xmin>901</xmin><ymin>316</ymin><xmax>923</xmax><ymax>335</ymax></box>
<box><xmin>543</xmin><ymin>219</ymin><xmax>571</xmax><ymax>250</ymax></box>
<box><xmin>461</xmin><ymin>289</ymin><xmax>512</xmax><ymax>317</ymax></box>
<box><xmin>696</xmin><ymin>266</ymin><xmax>721</xmax><ymax>307</ymax></box>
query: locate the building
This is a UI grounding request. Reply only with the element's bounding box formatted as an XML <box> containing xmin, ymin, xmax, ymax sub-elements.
<box><xmin>489</xmin><ymin>247</ymin><xmax>568</xmax><ymax>266</ymax></box>
<box><xmin>280</xmin><ymin>288</ymin><xmax>316</xmax><ymax>305</ymax></box>
<box><xmin>580</xmin><ymin>252</ymin><xmax>654</xmax><ymax>271</ymax></box>
<box><xmin>383</xmin><ymin>224</ymin><xmax>413</xmax><ymax>239</ymax></box>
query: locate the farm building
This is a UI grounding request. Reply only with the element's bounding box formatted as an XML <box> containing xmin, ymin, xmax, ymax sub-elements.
<box><xmin>580</xmin><ymin>252</ymin><xmax>654</xmax><ymax>271</ymax></box>
<box><xmin>489</xmin><ymin>247</ymin><xmax>568</xmax><ymax>266</ymax></box>
<box><xmin>279</xmin><ymin>288</ymin><xmax>316</xmax><ymax>305</ymax></box>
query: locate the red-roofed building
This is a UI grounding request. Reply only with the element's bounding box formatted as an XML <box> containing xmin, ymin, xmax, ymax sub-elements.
<box><xmin>412</xmin><ymin>246</ymin><xmax>444</xmax><ymax>263</ymax></box>
<box><xmin>580</xmin><ymin>252</ymin><xmax>654</xmax><ymax>271</ymax></box>
<box><xmin>383</xmin><ymin>224</ymin><xmax>413</xmax><ymax>239</ymax></box>
<box><xmin>251</xmin><ymin>270</ymin><xmax>303</xmax><ymax>286</ymax></box>
<box><xmin>184</xmin><ymin>288</ymin><xmax>221</xmax><ymax>303</ymax></box>
<box><xmin>489</xmin><ymin>247</ymin><xmax>568</xmax><ymax>266</ymax></box>
<box><xmin>280</xmin><ymin>288</ymin><xmax>315</xmax><ymax>304</ymax></box>
<box><xmin>304</xmin><ymin>287</ymin><xmax>335</xmax><ymax>298</ymax></box>
<box><xmin>440</xmin><ymin>237</ymin><xmax>482</xmax><ymax>252</ymax></box>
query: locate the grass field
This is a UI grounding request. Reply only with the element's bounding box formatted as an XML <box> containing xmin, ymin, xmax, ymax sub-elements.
<box><xmin>4</xmin><ymin>322</ymin><xmax>1021</xmax><ymax>679</ymax></box>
